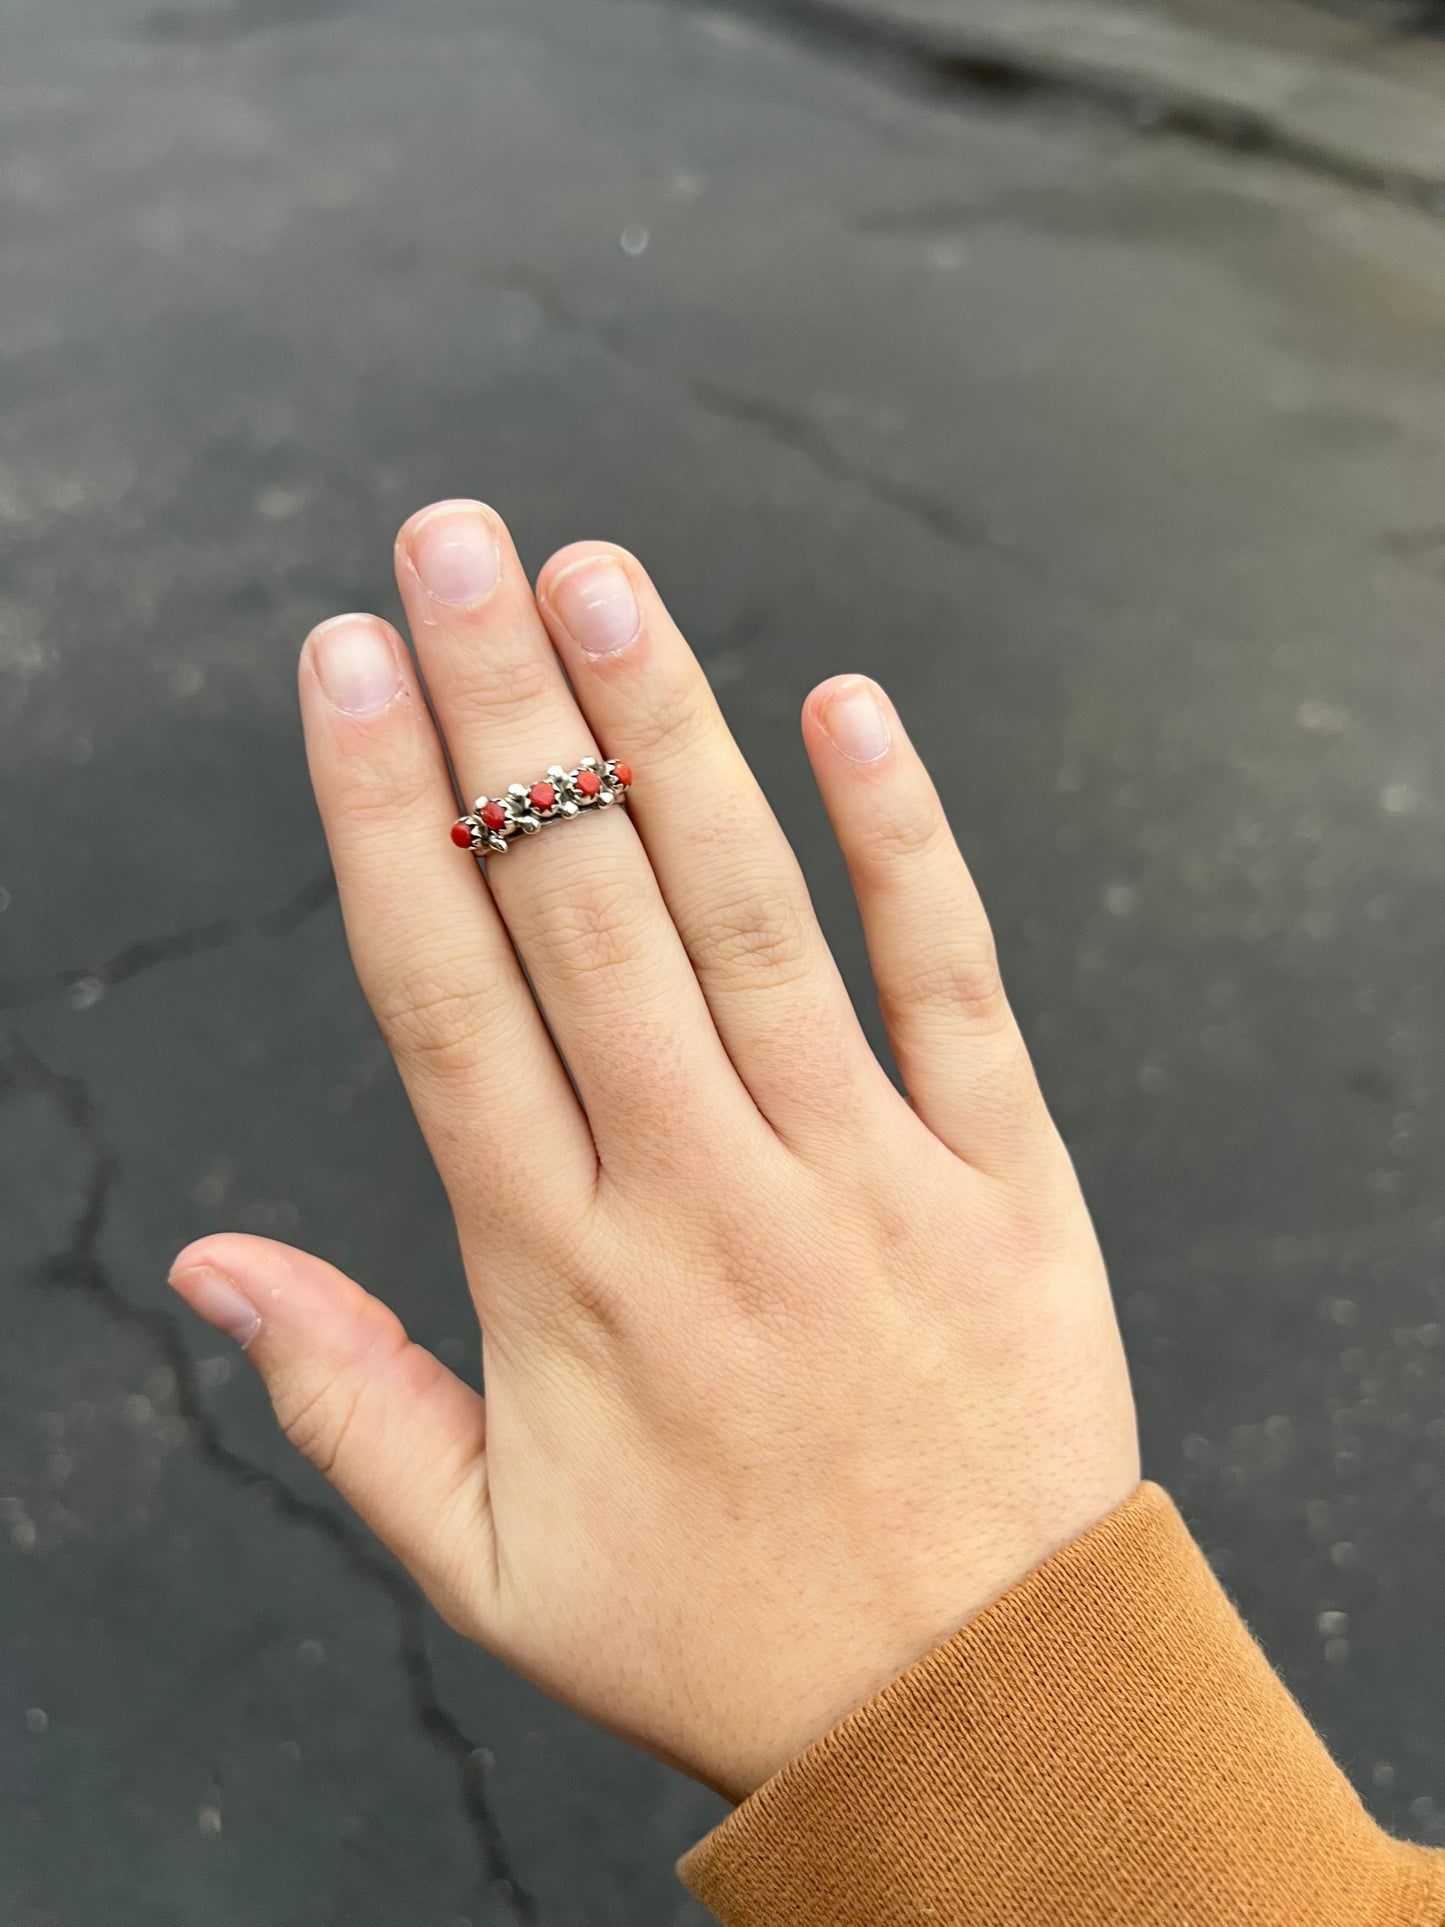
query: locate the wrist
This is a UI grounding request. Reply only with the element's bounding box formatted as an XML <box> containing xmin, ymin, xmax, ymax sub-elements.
<box><xmin>683</xmin><ymin>1484</ymin><xmax>1440</xmax><ymax>1927</ymax></box>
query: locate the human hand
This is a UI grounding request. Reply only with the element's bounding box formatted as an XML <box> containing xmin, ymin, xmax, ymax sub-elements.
<box><xmin>170</xmin><ymin>502</ymin><xmax>1138</xmax><ymax>1802</ymax></box>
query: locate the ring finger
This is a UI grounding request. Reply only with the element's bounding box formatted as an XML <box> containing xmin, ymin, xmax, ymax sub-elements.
<box><xmin>535</xmin><ymin>542</ymin><xmax>890</xmax><ymax>1146</ymax></box>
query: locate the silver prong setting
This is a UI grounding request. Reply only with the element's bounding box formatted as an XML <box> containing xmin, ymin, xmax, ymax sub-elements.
<box><xmin>451</xmin><ymin>756</ymin><xmax>632</xmax><ymax>856</ymax></box>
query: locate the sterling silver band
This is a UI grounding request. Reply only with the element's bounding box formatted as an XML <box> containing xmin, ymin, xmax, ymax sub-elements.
<box><xmin>450</xmin><ymin>756</ymin><xmax>633</xmax><ymax>856</ymax></box>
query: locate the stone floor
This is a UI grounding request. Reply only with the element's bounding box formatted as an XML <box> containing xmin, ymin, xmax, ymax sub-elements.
<box><xmin>3</xmin><ymin>0</ymin><xmax>1445</xmax><ymax>1920</ymax></box>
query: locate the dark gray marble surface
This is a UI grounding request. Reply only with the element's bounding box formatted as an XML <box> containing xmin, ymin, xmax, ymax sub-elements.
<box><xmin>3</xmin><ymin>0</ymin><xmax>1444</xmax><ymax>1919</ymax></box>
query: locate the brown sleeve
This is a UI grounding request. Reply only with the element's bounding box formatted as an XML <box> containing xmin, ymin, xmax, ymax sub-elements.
<box><xmin>679</xmin><ymin>1482</ymin><xmax>1445</xmax><ymax>1927</ymax></box>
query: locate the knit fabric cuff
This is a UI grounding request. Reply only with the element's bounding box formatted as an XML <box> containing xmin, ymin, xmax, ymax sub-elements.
<box><xmin>680</xmin><ymin>1483</ymin><xmax>1445</xmax><ymax>1927</ymax></box>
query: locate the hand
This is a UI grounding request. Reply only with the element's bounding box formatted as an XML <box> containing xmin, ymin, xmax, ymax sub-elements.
<box><xmin>170</xmin><ymin>501</ymin><xmax>1139</xmax><ymax>1802</ymax></box>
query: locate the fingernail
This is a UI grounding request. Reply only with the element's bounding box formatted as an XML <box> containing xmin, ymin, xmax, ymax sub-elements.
<box><xmin>550</xmin><ymin>557</ymin><xmax>640</xmax><ymax>656</ymax></box>
<box><xmin>820</xmin><ymin>679</ymin><xmax>891</xmax><ymax>763</ymax></box>
<box><xmin>310</xmin><ymin>617</ymin><xmax>403</xmax><ymax>716</ymax></box>
<box><xmin>169</xmin><ymin>1264</ymin><xmax>262</xmax><ymax>1350</ymax></box>
<box><xmin>408</xmin><ymin>502</ymin><xmax>502</xmax><ymax>606</ymax></box>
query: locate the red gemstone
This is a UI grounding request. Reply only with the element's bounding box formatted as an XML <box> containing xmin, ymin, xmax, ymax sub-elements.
<box><xmin>480</xmin><ymin>800</ymin><xmax>508</xmax><ymax>832</ymax></box>
<box><xmin>575</xmin><ymin>768</ymin><xmax>601</xmax><ymax>798</ymax></box>
<box><xmin>529</xmin><ymin>781</ymin><xmax>557</xmax><ymax>812</ymax></box>
<box><xmin>450</xmin><ymin>821</ymin><xmax>474</xmax><ymax>848</ymax></box>
<box><xmin>612</xmin><ymin>761</ymin><xmax>632</xmax><ymax>787</ymax></box>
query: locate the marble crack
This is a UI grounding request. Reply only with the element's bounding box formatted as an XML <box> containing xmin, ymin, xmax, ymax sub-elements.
<box><xmin>1</xmin><ymin>1035</ymin><xmax>536</xmax><ymax>1926</ymax></box>
<box><xmin>684</xmin><ymin>375</ymin><xmax>1001</xmax><ymax>552</ymax></box>
<box><xmin>498</xmin><ymin>266</ymin><xmax>1005</xmax><ymax>559</ymax></box>
<box><xmin>0</xmin><ymin>867</ymin><xmax>338</xmax><ymax>1015</ymax></box>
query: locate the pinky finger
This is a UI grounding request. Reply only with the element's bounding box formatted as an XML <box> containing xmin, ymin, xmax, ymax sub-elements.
<box><xmin>802</xmin><ymin>676</ymin><xmax>1049</xmax><ymax>1174</ymax></box>
<box><xmin>169</xmin><ymin>1233</ymin><xmax>495</xmax><ymax>1639</ymax></box>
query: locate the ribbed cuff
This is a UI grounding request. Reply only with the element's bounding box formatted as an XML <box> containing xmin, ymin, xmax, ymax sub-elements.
<box><xmin>680</xmin><ymin>1483</ymin><xmax>1445</xmax><ymax>1927</ymax></box>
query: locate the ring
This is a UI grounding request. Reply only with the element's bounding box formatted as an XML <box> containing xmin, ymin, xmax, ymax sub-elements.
<box><xmin>449</xmin><ymin>756</ymin><xmax>633</xmax><ymax>855</ymax></box>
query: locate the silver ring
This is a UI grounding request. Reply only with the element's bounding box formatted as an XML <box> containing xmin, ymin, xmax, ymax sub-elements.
<box><xmin>450</xmin><ymin>757</ymin><xmax>633</xmax><ymax>856</ymax></box>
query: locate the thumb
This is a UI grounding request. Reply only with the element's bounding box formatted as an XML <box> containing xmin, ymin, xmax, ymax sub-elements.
<box><xmin>169</xmin><ymin>1233</ymin><xmax>493</xmax><ymax>1636</ymax></box>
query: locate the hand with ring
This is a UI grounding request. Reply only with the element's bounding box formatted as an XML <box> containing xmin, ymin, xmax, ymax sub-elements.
<box><xmin>169</xmin><ymin>500</ymin><xmax>1139</xmax><ymax>1804</ymax></box>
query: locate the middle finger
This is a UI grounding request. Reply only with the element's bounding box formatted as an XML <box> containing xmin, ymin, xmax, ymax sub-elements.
<box><xmin>395</xmin><ymin>501</ymin><xmax>760</xmax><ymax>1172</ymax></box>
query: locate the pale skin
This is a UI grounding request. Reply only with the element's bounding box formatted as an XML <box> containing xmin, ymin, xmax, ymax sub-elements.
<box><xmin>170</xmin><ymin>500</ymin><xmax>1139</xmax><ymax>1804</ymax></box>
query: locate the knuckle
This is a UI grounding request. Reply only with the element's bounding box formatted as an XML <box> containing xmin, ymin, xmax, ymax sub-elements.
<box><xmin>447</xmin><ymin>644</ymin><xmax>556</xmax><ymax>730</ymax></box>
<box><xmin>277</xmin><ymin>1374</ymin><xmax>363</xmax><ymax>1477</ymax></box>
<box><xmin>334</xmin><ymin>747</ymin><xmax>439</xmax><ymax>835</ymax></box>
<box><xmin>528</xmin><ymin>864</ymin><xmax>649</xmax><ymax>985</ymax></box>
<box><xmin>272</xmin><ymin>1310</ymin><xmax>413</xmax><ymax>1477</ymax></box>
<box><xmin>619</xmin><ymin>674</ymin><xmax>713</xmax><ymax>761</ymax></box>
<box><xmin>860</xmin><ymin>802</ymin><xmax>953</xmax><ymax>868</ymax></box>
<box><xmin>686</xmin><ymin>879</ymin><xmax>816</xmax><ymax>989</ymax></box>
<box><xmin>884</xmin><ymin>939</ymin><xmax>1012</xmax><ymax>1037</ymax></box>
<box><xmin>369</xmin><ymin>961</ymin><xmax>494</xmax><ymax>1073</ymax></box>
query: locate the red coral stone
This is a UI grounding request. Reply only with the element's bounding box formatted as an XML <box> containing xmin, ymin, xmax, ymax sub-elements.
<box><xmin>574</xmin><ymin>768</ymin><xmax>601</xmax><ymax>798</ymax></box>
<box><xmin>529</xmin><ymin>781</ymin><xmax>557</xmax><ymax>812</ymax></box>
<box><xmin>450</xmin><ymin>821</ymin><xmax>474</xmax><ymax>848</ymax></box>
<box><xmin>480</xmin><ymin>800</ymin><xmax>509</xmax><ymax>832</ymax></box>
<box><xmin>612</xmin><ymin>761</ymin><xmax>633</xmax><ymax>787</ymax></box>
